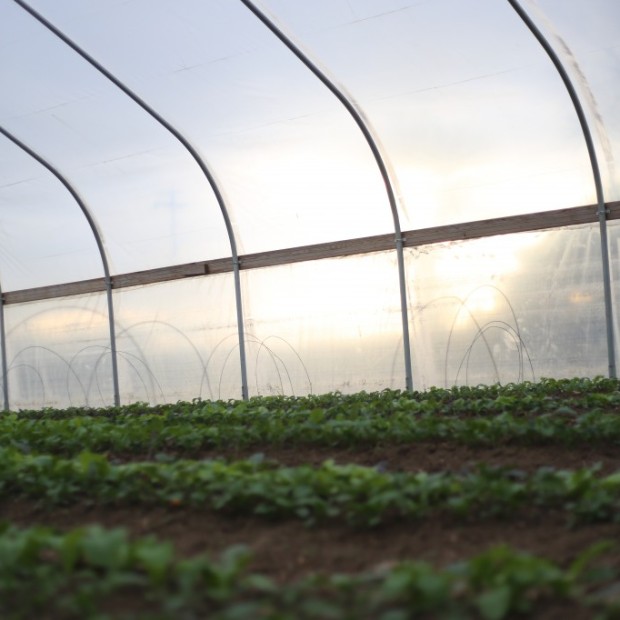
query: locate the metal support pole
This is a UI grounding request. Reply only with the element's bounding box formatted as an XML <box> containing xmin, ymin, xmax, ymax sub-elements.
<box><xmin>598</xmin><ymin>202</ymin><xmax>616</xmax><ymax>377</ymax></box>
<box><xmin>508</xmin><ymin>0</ymin><xmax>616</xmax><ymax>378</ymax></box>
<box><xmin>15</xmin><ymin>0</ymin><xmax>249</xmax><ymax>399</ymax></box>
<box><xmin>233</xmin><ymin>256</ymin><xmax>249</xmax><ymax>399</ymax></box>
<box><xmin>0</xmin><ymin>284</ymin><xmax>9</xmax><ymax>411</ymax></box>
<box><xmin>0</xmin><ymin>125</ymin><xmax>122</xmax><ymax>406</ymax></box>
<box><xmin>104</xmin><ymin>275</ymin><xmax>121</xmax><ymax>406</ymax></box>
<box><xmin>240</xmin><ymin>0</ymin><xmax>414</xmax><ymax>391</ymax></box>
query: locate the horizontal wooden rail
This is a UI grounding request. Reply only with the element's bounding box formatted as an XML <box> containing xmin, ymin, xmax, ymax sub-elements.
<box><xmin>3</xmin><ymin>200</ymin><xmax>619</xmax><ymax>305</ymax></box>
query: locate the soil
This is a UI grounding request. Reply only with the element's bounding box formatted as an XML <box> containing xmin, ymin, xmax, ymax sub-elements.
<box><xmin>3</xmin><ymin>500</ymin><xmax>620</xmax><ymax>585</ymax></box>
<box><xmin>3</xmin><ymin>441</ymin><xmax>620</xmax><ymax>584</ymax></box>
<box><xmin>110</xmin><ymin>439</ymin><xmax>620</xmax><ymax>475</ymax></box>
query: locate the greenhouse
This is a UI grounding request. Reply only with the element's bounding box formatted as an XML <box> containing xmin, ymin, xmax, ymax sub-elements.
<box><xmin>0</xmin><ymin>0</ymin><xmax>619</xmax><ymax>409</ymax></box>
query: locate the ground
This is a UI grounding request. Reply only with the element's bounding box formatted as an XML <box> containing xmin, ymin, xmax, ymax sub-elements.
<box><xmin>3</xmin><ymin>441</ymin><xmax>619</xmax><ymax>586</ymax></box>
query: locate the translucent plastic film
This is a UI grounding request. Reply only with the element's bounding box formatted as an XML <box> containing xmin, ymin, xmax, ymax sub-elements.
<box><xmin>256</xmin><ymin>0</ymin><xmax>608</xmax><ymax>227</ymax></box>
<box><xmin>525</xmin><ymin>0</ymin><xmax>620</xmax><ymax>202</ymax></box>
<box><xmin>407</xmin><ymin>225</ymin><xmax>608</xmax><ymax>389</ymax></box>
<box><xmin>1</xmin><ymin>1</ymin><xmax>618</xmax><ymax>410</ymax></box>
<box><xmin>112</xmin><ymin>275</ymin><xmax>242</xmax><ymax>404</ymax></box>
<box><xmin>0</xmin><ymin>140</ymin><xmax>103</xmax><ymax>290</ymax></box>
<box><xmin>21</xmin><ymin>0</ymin><xmax>394</xmax><ymax>254</ymax></box>
<box><xmin>0</xmin><ymin>1</ymin><xmax>231</xmax><ymax>277</ymax></box>
<box><xmin>3</xmin><ymin>294</ymin><xmax>112</xmax><ymax>409</ymax></box>
<box><xmin>2</xmin><ymin>221</ymin><xmax>615</xmax><ymax>408</ymax></box>
<box><xmin>240</xmin><ymin>253</ymin><xmax>405</xmax><ymax>396</ymax></box>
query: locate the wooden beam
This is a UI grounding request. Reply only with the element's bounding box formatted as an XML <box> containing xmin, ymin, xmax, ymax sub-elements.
<box><xmin>402</xmin><ymin>202</ymin><xmax>608</xmax><ymax>246</ymax></box>
<box><xmin>3</xmin><ymin>278</ymin><xmax>107</xmax><ymax>304</ymax></box>
<box><xmin>4</xmin><ymin>201</ymin><xmax>618</xmax><ymax>305</ymax></box>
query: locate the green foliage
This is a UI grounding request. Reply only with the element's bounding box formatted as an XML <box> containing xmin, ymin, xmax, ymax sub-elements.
<box><xmin>0</xmin><ymin>524</ymin><xmax>250</xmax><ymax>618</ymax></box>
<box><xmin>2</xmin><ymin>377</ymin><xmax>620</xmax><ymax>457</ymax></box>
<box><xmin>2</xmin><ymin>378</ymin><xmax>620</xmax><ymax>617</ymax></box>
<box><xmin>1</xmin><ymin>448</ymin><xmax>620</xmax><ymax>526</ymax></box>
<box><xmin>0</xmin><ymin>524</ymin><xmax>615</xmax><ymax>619</ymax></box>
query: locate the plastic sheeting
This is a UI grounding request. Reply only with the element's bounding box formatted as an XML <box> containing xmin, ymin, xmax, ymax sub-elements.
<box><xmin>408</xmin><ymin>224</ymin><xmax>609</xmax><ymax>389</ymax></box>
<box><xmin>3</xmin><ymin>294</ymin><xmax>112</xmax><ymax>408</ymax></box>
<box><xmin>112</xmin><ymin>275</ymin><xmax>240</xmax><ymax>404</ymax></box>
<box><xmin>240</xmin><ymin>252</ymin><xmax>405</xmax><ymax>396</ymax></box>
<box><xmin>4</xmin><ymin>222</ymin><xmax>614</xmax><ymax>409</ymax></box>
<box><xmin>531</xmin><ymin>0</ymin><xmax>620</xmax><ymax>201</ymax></box>
<box><xmin>0</xmin><ymin>0</ymin><xmax>619</xmax><ymax>407</ymax></box>
<box><xmin>255</xmin><ymin>0</ymin><xmax>601</xmax><ymax>227</ymax></box>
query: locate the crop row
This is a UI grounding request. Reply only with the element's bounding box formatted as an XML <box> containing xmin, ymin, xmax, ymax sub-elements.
<box><xmin>1</xmin><ymin>523</ymin><xmax>618</xmax><ymax>619</ymax></box>
<box><xmin>11</xmin><ymin>377</ymin><xmax>620</xmax><ymax>421</ymax></box>
<box><xmin>2</xmin><ymin>410</ymin><xmax>620</xmax><ymax>456</ymax></box>
<box><xmin>2</xmin><ymin>448</ymin><xmax>620</xmax><ymax>526</ymax></box>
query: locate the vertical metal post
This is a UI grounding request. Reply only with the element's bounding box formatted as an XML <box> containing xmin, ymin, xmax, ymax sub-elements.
<box><xmin>0</xmin><ymin>125</ymin><xmax>122</xmax><ymax>406</ymax></box>
<box><xmin>598</xmin><ymin>205</ymin><xmax>616</xmax><ymax>377</ymax></box>
<box><xmin>0</xmin><ymin>284</ymin><xmax>10</xmax><ymax>410</ymax></box>
<box><xmin>240</xmin><ymin>0</ymin><xmax>414</xmax><ymax>391</ymax></box>
<box><xmin>104</xmin><ymin>274</ymin><xmax>121</xmax><ymax>406</ymax></box>
<box><xmin>508</xmin><ymin>0</ymin><xmax>616</xmax><ymax>378</ymax></box>
<box><xmin>233</xmin><ymin>257</ymin><xmax>249</xmax><ymax>399</ymax></box>
<box><xmin>15</xmin><ymin>0</ymin><xmax>249</xmax><ymax>399</ymax></box>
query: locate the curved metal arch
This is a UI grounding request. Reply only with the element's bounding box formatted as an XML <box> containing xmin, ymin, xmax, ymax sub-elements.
<box><xmin>507</xmin><ymin>0</ymin><xmax>616</xmax><ymax>378</ymax></box>
<box><xmin>0</xmin><ymin>125</ymin><xmax>121</xmax><ymax>406</ymax></box>
<box><xmin>239</xmin><ymin>0</ymin><xmax>414</xmax><ymax>391</ymax></box>
<box><xmin>13</xmin><ymin>0</ymin><xmax>250</xmax><ymax>400</ymax></box>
